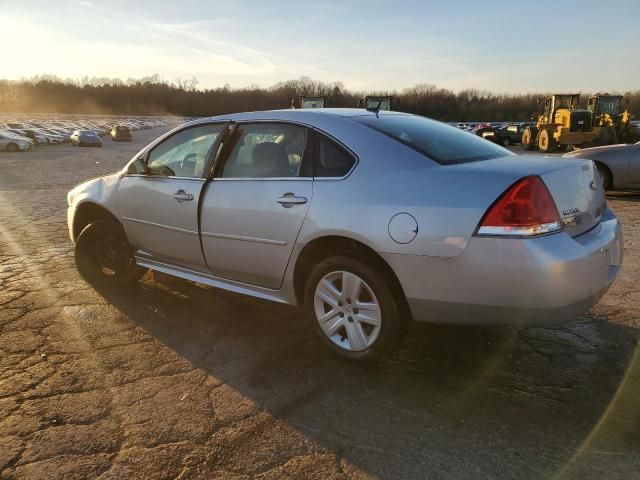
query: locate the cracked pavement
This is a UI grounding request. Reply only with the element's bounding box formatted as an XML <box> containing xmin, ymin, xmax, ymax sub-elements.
<box><xmin>0</xmin><ymin>129</ymin><xmax>639</xmax><ymax>479</ymax></box>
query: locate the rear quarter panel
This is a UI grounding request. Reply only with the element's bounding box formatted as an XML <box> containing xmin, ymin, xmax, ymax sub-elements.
<box><xmin>297</xmin><ymin>136</ymin><xmax>523</xmax><ymax>258</ymax></box>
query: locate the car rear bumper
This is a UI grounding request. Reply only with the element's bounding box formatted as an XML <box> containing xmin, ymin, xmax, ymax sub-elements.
<box><xmin>383</xmin><ymin>208</ymin><xmax>623</xmax><ymax>327</ymax></box>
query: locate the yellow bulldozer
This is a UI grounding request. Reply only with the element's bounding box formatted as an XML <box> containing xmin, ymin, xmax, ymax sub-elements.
<box><xmin>587</xmin><ymin>94</ymin><xmax>638</xmax><ymax>145</ymax></box>
<box><xmin>364</xmin><ymin>96</ymin><xmax>393</xmax><ymax>111</ymax></box>
<box><xmin>298</xmin><ymin>96</ymin><xmax>326</xmax><ymax>109</ymax></box>
<box><xmin>522</xmin><ymin>94</ymin><xmax>599</xmax><ymax>152</ymax></box>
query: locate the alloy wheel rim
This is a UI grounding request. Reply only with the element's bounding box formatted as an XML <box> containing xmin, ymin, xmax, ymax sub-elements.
<box><xmin>313</xmin><ymin>270</ymin><xmax>382</xmax><ymax>352</ymax></box>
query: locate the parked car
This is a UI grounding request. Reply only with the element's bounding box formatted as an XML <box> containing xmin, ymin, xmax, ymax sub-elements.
<box><xmin>472</xmin><ymin>125</ymin><xmax>499</xmax><ymax>143</ymax></box>
<box><xmin>493</xmin><ymin>124</ymin><xmax>526</xmax><ymax>146</ymax></box>
<box><xmin>7</xmin><ymin>128</ymin><xmax>47</xmax><ymax>145</ymax></box>
<box><xmin>0</xmin><ymin>131</ymin><xmax>33</xmax><ymax>152</ymax></box>
<box><xmin>111</xmin><ymin>125</ymin><xmax>132</xmax><ymax>141</ymax></box>
<box><xmin>66</xmin><ymin>109</ymin><xmax>622</xmax><ymax>361</ymax></box>
<box><xmin>563</xmin><ymin>142</ymin><xmax>640</xmax><ymax>190</ymax></box>
<box><xmin>71</xmin><ymin>130</ymin><xmax>102</xmax><ymax>147</ymax></box>
<box><xmin>32</xmin><ymin>128</ymin><xmax>64</xmax><ymax>144</ymax></box>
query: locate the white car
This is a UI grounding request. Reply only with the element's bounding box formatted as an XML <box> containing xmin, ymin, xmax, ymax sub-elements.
<box><xmin>0</xmin><ymin>131</ymin><xmax>33</xmax><ymax>152</ymax></box>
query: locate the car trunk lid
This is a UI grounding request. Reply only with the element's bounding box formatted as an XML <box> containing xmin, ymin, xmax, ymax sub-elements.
<box><xmin>452</xmin><ymin>155</ymin><xmax>605</xmax><ymax>237</ymax></box>
<box><xmin>539</xmin><ymin>159</ymin><xmax>605</xmax><ymax>237</ymax></box>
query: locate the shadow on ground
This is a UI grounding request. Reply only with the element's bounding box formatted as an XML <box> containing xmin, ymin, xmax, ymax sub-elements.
<box><xmin>98</xmin><ymin>276</ymin><xmax>640</xmax><ymax>479</ymax></box>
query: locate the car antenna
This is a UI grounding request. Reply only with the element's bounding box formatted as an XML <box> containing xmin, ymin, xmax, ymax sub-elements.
<box><xmin>366</xmin><ymin>99</ymin><xmax>385</xmax><ymax>118</ymax></box>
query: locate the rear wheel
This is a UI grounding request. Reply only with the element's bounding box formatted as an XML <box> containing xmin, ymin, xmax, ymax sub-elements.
<box><xmin>502</xmin><ymin>137</ymin><xmax>511</xmax><ymax>147</ymax></box>
<box><xmin>538</xmin><ymin>129</ymin><xmax>556</xmax><ymax>153</ymax></box>
<box><xmin>6</xmin><ymin>143</ymin><xmax>18</xmax><ymax>153</ymax></box>
<box><xmin>522</xmin><ymin>127</ymin><xmax>536</xmax><ymax>151</ymax></box>
<box><xmin>304</xmin><ymin>255</ymin><xmax>407</xmax><ymax>363</ymax></box>
<box><xmin>596</xmin><ymin>163</ymin><xmax>613</xmax><ymax>191</ymax></box>
<box><xmin>75</xmin><ymin>220</ymin><xmax>147</xmax><ymax>289</ymax></box>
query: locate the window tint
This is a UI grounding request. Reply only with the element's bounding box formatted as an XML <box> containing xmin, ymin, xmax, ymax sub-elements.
<box><xmin>221</xmin><ymin>123</ymin><xmax>307</xmax><ymax>178</ymax></box>
<box><xmin>354</xmin><ymin>114</ymin><xmax>513</xmax><ymax>165</ymax></box>
<box><xmin>315</xmin><ymin>135</ymin><xmax>355</xmax><ymax>177</ymax></box>
<box><xmin>147</xmin><ymin>124</ymin><xmax>223</xmax><ymax>177</ymax></box>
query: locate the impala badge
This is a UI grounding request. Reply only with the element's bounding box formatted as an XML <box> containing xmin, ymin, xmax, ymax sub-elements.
<box><xmin>563</xmin><ymin>207</ymin><xmax>580</xmax><ymax>216</ymax></box>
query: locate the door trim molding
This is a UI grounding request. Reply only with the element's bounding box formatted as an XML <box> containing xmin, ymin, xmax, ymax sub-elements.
<box><xmin>200</xmin><ymin>231</ymin><xmax>287</xmax><ymax>246</ymax></box>
<box><xmin>122</xmin><ymin>217</ymin><xmax>199</xmax><ymax>236</ymax></box>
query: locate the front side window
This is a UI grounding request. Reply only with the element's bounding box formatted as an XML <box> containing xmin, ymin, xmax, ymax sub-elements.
<box><xmin>221</xmin><ymin>123</ymin><xmax>307</xmax><ymax>178</ymax></box>
<box><xmin>354</xmin><ymin>113</ymin><xmax>513</xmax><ymax>165</ymax></box>
<box><xmin>146</xmin><ymin>124</ymin><xmax>223</xmax><ymax>178</ymax></box>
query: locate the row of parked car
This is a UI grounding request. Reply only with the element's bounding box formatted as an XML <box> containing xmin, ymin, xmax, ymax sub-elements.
<box><xmin>448</xmin><ymin>121</ymin><xmax>535</xmax><ymax>146</ymax></box>
<box><xmin>0</xmin><ymin>116</ymin><xmax>180</xmax><ymax>152</ymax></box>
<box><xmin>453</xmin><ymin>120</ymin><xmax>640</xmax><ymax>148</ymax></box>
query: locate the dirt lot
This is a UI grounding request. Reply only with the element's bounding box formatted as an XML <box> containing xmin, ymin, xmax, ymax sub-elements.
<box><xmin>0</xmin><ymin>129</ymin><xmax>639</xmax><ymax>479</ymax></box>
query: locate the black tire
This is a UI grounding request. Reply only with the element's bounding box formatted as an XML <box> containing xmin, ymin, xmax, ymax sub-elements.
<box><xmin>6</xmin><ymin>143</ymin><xmax>18</xmax><ymax>153</ymax></box>
<box><xmin>539</xmin><ymin>129</ymin><xmax>556</xmax><ymax>153</ymax></box>
<box><xmin>304</xmin><ymin>255</ymin><xmax>407</xmax><ymax>363</ymax></box>
<box><xmin>522</xmin><ymin>127</ymin><xmax>536</xmax><ymax>151</ymax></box>
<box><xmin>556</xmin><ymin>144</ymin><xmax>568</xmax><ymax>152</ymax></box>
<box><xmin>75</xmin><ymin>220</ymin><xmax>147</xmax><ymax>289</ymax></box>
<box><xmin>502</xmin><ymin>137</ymin><xmax>511</xmax><ymax>147</ymax></box>
<box><xmin>596</xmin><ymin>163</ymin><xmax>613</xmax><ymax>191</ymax></box>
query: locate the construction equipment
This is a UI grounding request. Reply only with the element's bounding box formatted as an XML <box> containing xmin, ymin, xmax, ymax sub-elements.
<box><xmin>364</xmin><ymin>96</ymin><xmax>393</xmax><ymax>111</ymax></box>
<box><xmin>587</xmin><ymin>94</ymin><xmax>638</xmax><ymax>145</ymax></box>
<box><xmin>522</xmin><ymin>94</ymin><xmax>599</xmax><ymax>152</ymax></box>
<box><xmin>299</xmin><ymin>96</ymin><xmax>325</xmax><ymax>109</ymax></box>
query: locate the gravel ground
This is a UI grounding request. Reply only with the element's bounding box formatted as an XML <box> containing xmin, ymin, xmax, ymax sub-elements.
<box><xmin>0</xmin><ymin>129</ymin><xmax>639</xmax><ymax>479</ymax></box>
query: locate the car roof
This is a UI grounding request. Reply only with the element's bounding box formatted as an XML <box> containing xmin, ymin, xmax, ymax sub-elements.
<box><xmin>201</xmin><ymin>108</ymin><xmax>407</xmax><ymax>124</ymax></box>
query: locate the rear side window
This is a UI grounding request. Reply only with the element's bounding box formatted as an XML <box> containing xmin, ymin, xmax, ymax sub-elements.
<box><xmin>315</xmin><ymin>135</ymin><xmax>355</xmax><ymax>177</ymax></box>
<box><xmin>221</xmin><ymin>123</ymin><xmax>308</xmax><ymax>178</ymax></box>
<box><xmin>354</xmin><ymin>114</ymin><xmax>514</xmax><ymax>165</ymax></box>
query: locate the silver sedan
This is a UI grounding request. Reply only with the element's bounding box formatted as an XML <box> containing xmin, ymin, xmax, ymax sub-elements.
<box><xmin>66</xmin><ymin>109</ymin><xmax>623</xmax><ymax>361</ymax></box>
<box><xmin>563</xmin><ymin>142</ymin><xmax>640</xmax><ymax>190</ymax></box>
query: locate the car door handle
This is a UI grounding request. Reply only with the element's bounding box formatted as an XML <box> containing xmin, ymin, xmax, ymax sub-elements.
<box><xmin>276</xmin><ymin>194</ymin><xmax>307</xmax><ymax>207</ymax></box>
<box><xmin>172</xmin><ymin>190</ymin><xmax>194</xmax><ymax>202</ymax></box>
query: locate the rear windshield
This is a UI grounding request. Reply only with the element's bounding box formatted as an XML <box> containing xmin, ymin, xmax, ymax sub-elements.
<box><xmin>354</xmin><ymin>114</ymin><xmax>514</xmax><ymax>165</ymax></box>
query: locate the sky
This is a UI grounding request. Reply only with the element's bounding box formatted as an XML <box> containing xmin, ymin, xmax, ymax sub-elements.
<box><xmin>0</xmin><ymin>0</ymin><xmax>639</xmax><ymax>93</ymax></box>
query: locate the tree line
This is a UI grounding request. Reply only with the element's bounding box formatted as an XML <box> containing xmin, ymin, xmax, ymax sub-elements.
<box><xmin>0</xmin><ymin>75</ymin><xmax>638</xmax><ymax>121</ymax></box>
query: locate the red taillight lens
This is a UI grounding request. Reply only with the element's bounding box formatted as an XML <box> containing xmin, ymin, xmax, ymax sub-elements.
<box><xmin>477</xmin><ymin>176</ymin><xmax>561</xmax><ymax>236</ymax></box>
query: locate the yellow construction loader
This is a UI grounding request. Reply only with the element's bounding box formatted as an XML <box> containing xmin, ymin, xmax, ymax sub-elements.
<box><xmin>522</xmin><ymin>94</ymin><xmax>599</xmax><ymax>152</ymax></box>
<box><xmin>587</xmin><ymin>94</ymin><xmax>638</xmax><ymax>145</ymax></box>
<box><xmin>299</xmin><ymin>96</ymin><xmax>326</xmax><ymax>109</ymax></box>
<box><xmin>364</xmin><ymin>96</ymin><xmax>393</xmax><ymax>111</ymax></box>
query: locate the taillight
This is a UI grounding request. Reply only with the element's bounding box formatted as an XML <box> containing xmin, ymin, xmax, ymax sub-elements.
<box><xmin>476</xmin><ymin>176</ymin><xmax>561</xmax><ymax>237</ymax></box>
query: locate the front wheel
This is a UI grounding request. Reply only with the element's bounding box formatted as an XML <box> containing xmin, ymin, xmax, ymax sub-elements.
<box><xmin>502</xmin><ymin>137</ymin><xmax>511</xmax><ymax>147</ymax></box>
<box><xmin>538</xmin><ymin>129</ymin><xmax>556</xmax><ymax>153</ymax></box>
<box><xmin>75</xmin><ymin>220</ymin><xmax>147</xmax><ymax>289</ymax></box>
<box><xmin>304</xmin><ymin>256</ymin><xmax>407</xmax><ymax>362</ymax></box>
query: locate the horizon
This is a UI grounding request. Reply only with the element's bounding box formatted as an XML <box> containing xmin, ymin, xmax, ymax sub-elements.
<box><xmin>1</xmin><ymin>0</ymin><xmax>639</xmax><ymax>93</ymax></box>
